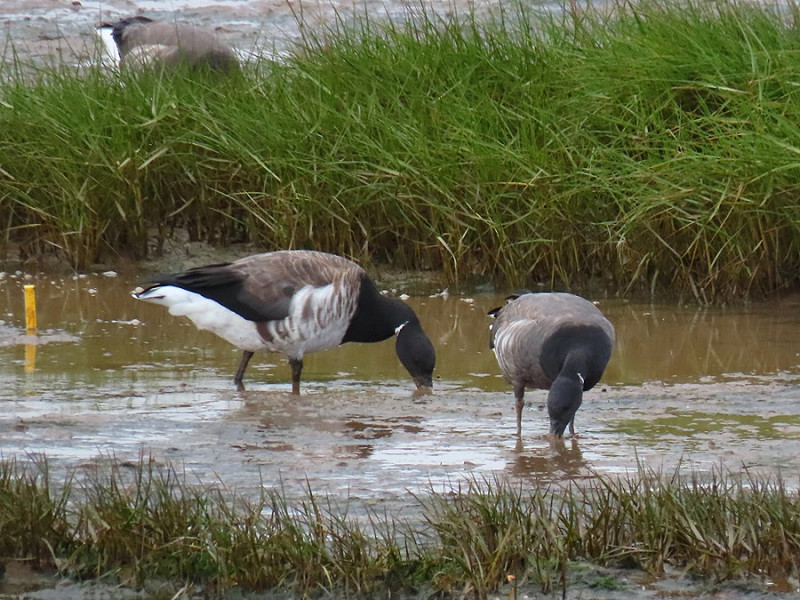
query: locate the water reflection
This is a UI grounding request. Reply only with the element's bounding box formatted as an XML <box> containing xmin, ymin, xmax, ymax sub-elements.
<box><xmin>0</xmin><ymin>269</ymin><xmax>799</xmax><ymax>505</ymax></box>
<box><xmin>509</xmin><ymin>437</ymin><xmax>589</xmax><ymax>484</ymax></box>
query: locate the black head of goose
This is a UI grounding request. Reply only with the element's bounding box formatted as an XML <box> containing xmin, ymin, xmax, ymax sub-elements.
<box><xmin>489</xmin><ymin>292</ymin><xmax>614</xmax><ymax>438</ymax></box>
<box><xmin>133</xmin><ymin>250</ymin><xmax>436</xmax><ymax>394</ymax></box>
<box><xmin>100</xmin><ymin>16</ymin><xmax>239</xmax><ymax>72</ymax></box>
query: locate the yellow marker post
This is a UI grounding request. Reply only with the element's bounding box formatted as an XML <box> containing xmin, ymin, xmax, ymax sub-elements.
<box><xmin>24</xmin><ymin>284</ymin><xmax>37</xmax><ymax>373</ymax></box>
<box><xmin>24</xmin><ymin>284</ymin><xmax>37</xmax><ymax>331</ymax></box>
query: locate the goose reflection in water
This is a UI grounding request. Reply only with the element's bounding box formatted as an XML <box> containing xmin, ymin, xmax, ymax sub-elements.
<box><xmin>509</xmin><ymin>437</ymin><xmax>588</xmax><ymax>484</ymax></box>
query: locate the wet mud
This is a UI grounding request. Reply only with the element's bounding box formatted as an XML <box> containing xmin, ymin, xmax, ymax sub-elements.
<box><xmin>2</xmin><ymin>270</ymin><xmax>798</xmax><ymax>497</ymax></box>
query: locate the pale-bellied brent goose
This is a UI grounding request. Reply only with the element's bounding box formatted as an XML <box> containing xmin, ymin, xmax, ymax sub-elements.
<box><xmin>133</xmin><ymin>250</ymin><xmax>436</xmax><ymax>394</ymax></box>
<box><xmin>100</xmin><ymin>16</ymin><xmax>239</xmax><ymax>72</ymax></box>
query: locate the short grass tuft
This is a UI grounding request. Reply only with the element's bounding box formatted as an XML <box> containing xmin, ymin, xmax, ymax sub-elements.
<box><xmin>2</xmin><ymin>457</ymin><xmax>800</xmax><ymax>598</ymax></box>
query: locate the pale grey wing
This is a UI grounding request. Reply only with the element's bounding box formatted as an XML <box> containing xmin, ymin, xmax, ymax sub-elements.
<box><xmin>120</xmin><ymin>22</ymin><xmax>235</xmax><ymax>64</ymax></box>
<box><xmin>543</xmin><ymin>293</ymin><xmax>616</xmax><ymax>345</ymax></box>
<box><xmin>492</xmin><ymin>310</ymin><xmax>563</xmax><ymax>389</ymax></box>
<box><xmin>160</xmin><ymin>25</ymin><xmax>236</xmax><ymax>67</ymax></box>
<box><xmin>508</xmin><ymin>293</ymin><xmax>614</xmax><ymax>340</ymax></box>
<box><xmin>120</xmin><ymin>22</ymin><xmax>189</xmax><ymax>54</ymax></box>
<box><xmin>121</xmin><ymin>44</ymin><xmax>173</xmax><ymax>68</ymax></box>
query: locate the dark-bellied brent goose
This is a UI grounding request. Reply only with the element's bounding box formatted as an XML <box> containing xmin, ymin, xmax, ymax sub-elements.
<box><xmin>489</xmin><ymin>292</ymin><xmax>614</xmax><ymax>438</ymax></box>
<box><xmin>100</xmin><ymin>16</ymin><xmax>239</xmax><ymax>72</ymax></box>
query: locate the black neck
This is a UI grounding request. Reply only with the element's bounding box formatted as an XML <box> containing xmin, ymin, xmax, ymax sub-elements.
<box><xmin>342</xmin><ymin>275</ymin><xmax>417</xmax><ymax>343</ymax></box>
<box><xmin>540</xmin><ymin>324</ymin><xmax>612</xmax><ymax>390</ymax></box>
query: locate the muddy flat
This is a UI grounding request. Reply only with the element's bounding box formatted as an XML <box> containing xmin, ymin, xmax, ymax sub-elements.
<box><xmin>2</xmin><ymin>269</ymin><xmax>800</xmax><ymax>503</ymax></box>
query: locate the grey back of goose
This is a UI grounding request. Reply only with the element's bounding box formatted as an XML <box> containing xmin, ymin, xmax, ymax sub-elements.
<box><xmin>489</xmin><ymin>292</ymin><xmax>615</xmax><ymax>438</ymax></box>
<box><xmin>102</xmin><ymin>16</ymin><xmax>239</xmax><ymax>72</ymax></box>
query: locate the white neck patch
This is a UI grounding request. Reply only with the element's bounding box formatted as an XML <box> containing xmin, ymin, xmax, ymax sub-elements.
<box><xmin>395</xmin><ymin>321</ymin><xmax>409</xmax><ymax>335</ymax></box>
<box><xmin>577</xmin><ymin>372</ymin><xmax>585</xmax><ymax>385</ymax></box>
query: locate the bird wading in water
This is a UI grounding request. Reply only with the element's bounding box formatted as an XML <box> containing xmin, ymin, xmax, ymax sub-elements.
<box><xmin>489</xmin><ymin>292</ymin><xmax>614</xmax><ymax>438</ymax></box>
<box><xmin>133</xmin><ymin>250</ymin><xmax>436</xmax><ymax>394</ymax></box>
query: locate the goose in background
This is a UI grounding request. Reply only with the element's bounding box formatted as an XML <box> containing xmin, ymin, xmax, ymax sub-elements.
<box><xmin>133</xmin><ymin>250</ymin><xmax>436</xmax><ymax>394</ymax></box>
<box><xmin>100</xmin><ymin>16</ymin><xmax>239</xmax><ymax>72</ymax></box>
<box><xmin>489</xmin><ymin>292</ymin><xmax>614</xmax><ymax>438</ymax></box>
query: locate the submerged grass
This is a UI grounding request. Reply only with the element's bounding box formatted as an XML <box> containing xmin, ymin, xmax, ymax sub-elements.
<box><xmin>2</xmin><ymin>456</ymin><xmax>800</xmax><ymax>598</ymax></box>
<box><xmin>2</xmin><ymin>0</ymin><xmax>800</xmax><ymax>301</ymax></box>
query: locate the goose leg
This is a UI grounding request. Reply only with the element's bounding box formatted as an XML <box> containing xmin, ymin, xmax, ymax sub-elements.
<box><xmin>289</xmin><ymin>357</ymin><xmax>303</xmax><ymax>395</ymax></box>
<box><xmin>513</xmin><ymin>383</ymin><xmax>525</xmax><ymax>438</ymax></box>
<box><xmin>233</xmin><ymin>350</ymin><xmax>254</xmax><ymax>391</ymax></box>
<box><xmin>568</xmin><ymin>416</ymin><xmax>576</xmax><ymax>436</ymax></box>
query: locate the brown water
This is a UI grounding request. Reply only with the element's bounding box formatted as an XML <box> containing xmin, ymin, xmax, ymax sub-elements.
<box><xmin>2</xmin><ymin>267</ymin><xmax>800</xmax><ymax>497</ymax></box>
<box><xmin>1</xmin><ymin>266</ymin><xmax>800</xmax><ymax>598</ymax></box>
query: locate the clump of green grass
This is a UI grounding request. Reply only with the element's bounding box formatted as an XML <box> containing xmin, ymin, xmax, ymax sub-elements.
<box><xmin>2</xmin><ymin>0</ymin><xmax>800</xmax><ymax>301</ymax></box>
<box><xmin>0</xmin><ymin>454</ymin><xmax>73</xmax><ymax>564</ymax></box>
<box><xmin>417</xmin><ymin>476</ymin><xmax>572</xmax><ymax>596</ymax></box>
<box><xmin>583</xmin><ymin>467</ymin><xmax>800</xmax><ymax>580</ymax></box>
<box><xmin>51</xmin><ymin>458</ymin><xmax>424</xmax><ymax>596</ymax></box>
<box><xmin>2</xmin><ymin>456</ymin><xmax>800</xmax><ymax>598</ymax></box>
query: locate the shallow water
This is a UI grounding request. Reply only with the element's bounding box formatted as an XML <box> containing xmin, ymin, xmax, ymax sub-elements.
<box><xmin>2</xmin><ymin>266</ymin><xmax>800</xmax><ymax>505</ymax></box>
<box><xmin>4</xmin><ymin>2</ymin><xmax>800</xmax><ymax>597</ymax></box>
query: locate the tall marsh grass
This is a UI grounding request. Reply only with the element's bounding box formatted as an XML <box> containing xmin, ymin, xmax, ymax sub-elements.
<box><xmin>2</xmin><ymin>457</ymin><xmax>800</xmax><ymax>598</ymax></box>
<box><xmin>2</xmin><ymin>0</ymin><xmax>800</xmax><ymax>300</ymax></box>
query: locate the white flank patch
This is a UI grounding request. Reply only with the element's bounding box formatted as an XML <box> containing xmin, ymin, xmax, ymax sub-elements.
<box><xmin>95</xmin><ymin>27</ymin><xmax>120</xmax><ymax>68</ymax></box>
<box><xmin>492</xmin><ymin>320</ymin><xmax>534</xmax><ymax>375</ymax></box>
<box><xmin>135</xmin><ymin>281</ymin><xmax>358</xmax><ymax>359</ymax></box>
<box><xmin>135</xmin><ymin>286</ymin><xmax>265</xmax><ymax>352</ymax></box>
<box><xmin>259</xmin><ymin>283</ymin><xmax>353</xmax><ymax>357</ymax></box>
<box><xmin>492</xmin><ymin>320</ymin><xmax>524</xmax><ymax>354</ymax></box>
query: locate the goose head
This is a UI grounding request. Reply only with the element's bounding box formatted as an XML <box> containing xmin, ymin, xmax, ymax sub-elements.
<box><xmin>547</xmin><ymin>372</ymin><xmax>584</xmax><ymax>437</ymax></box>
<box><xmin>395</xmin><ymin>319</ymin><xmax>436</xmax><ymax>390</ymax></box>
